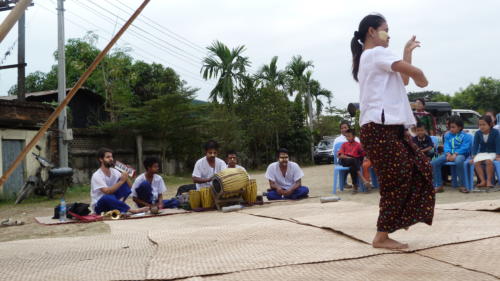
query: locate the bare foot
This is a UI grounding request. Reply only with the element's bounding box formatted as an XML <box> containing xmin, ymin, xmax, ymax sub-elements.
<box><xmin>373</xmin><ymin>237</ymin><xmax>409</xmax><ymax>250</ymax></box>
<box><xmin>476</xmin><ymin>182</ymin><xmax>487</xmax><ymax>187</ymax></box>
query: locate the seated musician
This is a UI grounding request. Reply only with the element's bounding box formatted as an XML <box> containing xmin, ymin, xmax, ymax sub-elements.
<box><xmin>265</xmin><ymin>148</ymin><xmax>309</xmax><ymax>200</ymax></box>
<box><xmin>225</xmin><ymin>150</ymin><xmax>246</xmax><ymax>171</ymax></box>
<box><xmin>90</xmin><ymin>148</ymin><xmax>149</xmax><ymax>214</ymax></box>
<box><xmin>131</xmin><ymin>157</ymin><xmax>179</xmax><ymax>209</ymax></box>
<box><xmin>192</xmin><ymin>140</ymin><xmax>227</xmax><ymax>190</ymax></box>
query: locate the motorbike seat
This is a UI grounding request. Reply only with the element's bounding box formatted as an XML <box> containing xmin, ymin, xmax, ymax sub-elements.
<box><xmin>49</xmin><ymin>167</ymin><xmax>73</xmax><ymax>177</ymax></box>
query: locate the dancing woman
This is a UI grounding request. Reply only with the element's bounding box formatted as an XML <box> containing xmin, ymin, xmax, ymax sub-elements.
<box><xmin>351</xmin><ymin>14</ymin><xmax>435</xmax><ymax>249</ymax></box>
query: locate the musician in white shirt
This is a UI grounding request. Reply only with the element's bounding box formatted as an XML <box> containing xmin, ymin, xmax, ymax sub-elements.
<box><xmin>90</xmin><ymin>148</ymin><xmax>149</xmax><ymax>214</ymax></box>
<box><xmin>265</xmin><ymin>148</ymin><xmax>309</xmax><ymax>200</ymax></box>
<box><xmin>192</xmin><ymin>140</ymin><xmax>227</xmax><ymax>190</ymax></box>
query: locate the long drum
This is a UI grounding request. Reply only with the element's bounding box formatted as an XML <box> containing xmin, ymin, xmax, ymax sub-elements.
<box><xmin>243</xmin><ymin>179</ymin><xmax>257</xmax><ymax>204</ymax></box>
<box><xmin>212</xmin><ymin>168</ymin><xmax>249</xmax><ymax>195</ymax></box>
<box><xmin>200</xmin><ymin>187</ymin><xmax>214</xmax><ymax>208</ymax></box>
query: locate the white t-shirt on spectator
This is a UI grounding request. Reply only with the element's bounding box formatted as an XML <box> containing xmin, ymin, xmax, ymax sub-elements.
<box><xmin>90</xmin><ymin>168</ymin><xmax>122</xmax><ymax>211</ymax></box>
<box><xmin>358</xmin><ymin>46</ymin><xmax>416</xmax><ymax>128</ymax></box>
<box><xmin>265</xmin><ymin>161</ymin><xmax>304</xmax><ymax>190</ymax></box>
<box><xmin>192</xmin><ymin>157</ymin><xmax>227</xmax><ymax>190</ymax></box>
<box><xmin>333</xmin><ymin>135</ymin><xmax>360</xmax><ymax>148</ymax></box>
<box><xmin>131</xmin><ymin>173</ymin><xmax>167</xmax><ymax>202</ymax></box>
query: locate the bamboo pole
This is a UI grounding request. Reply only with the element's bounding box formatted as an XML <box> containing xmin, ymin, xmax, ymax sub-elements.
<box><xmin>0</xmin><ymin>0</ymin><xmax>32</xmax><ymax>44</ymax></box>
<box><xmin>0</xmin><ymin>0</ymin><xmax>151</xmax><ymax>188</ymax></box>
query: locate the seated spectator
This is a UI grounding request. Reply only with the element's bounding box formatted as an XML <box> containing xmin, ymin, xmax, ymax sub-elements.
<box><xmin>431</xmin><ymin>116</ymin><xmax>472</xmax><ymax>193</ymax></box>
<box><xmin>470</xmin><ymin>115</ymin><xmax>500</xmax><ymax>189</ymax></box>
<box><xmin>412</xmin><ymin>122</ymin><xmax>435</xmax><ymax>159</ymax></box>
<box><xmin>333</xmin><ymin>120</ymin><xmax>360</xmax><ymax>147</ymax></box>
<box><xmin>338</xmin><ymin>129</ymin><xmax>366</xmax><ymax>194</ymax></box>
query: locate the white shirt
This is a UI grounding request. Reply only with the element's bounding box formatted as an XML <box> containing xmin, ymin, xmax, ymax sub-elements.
<box><xmin>225</xmin><ymin>164</ymin><xmax>246</xmax><ymax>172</ymax></box>
<box><xmin>265</xmin><ymin>161</ymin><xmax>304</xmax><ymax>190</ymax></box>
<box><xmin>333</xmin><ymin>135</ymin><xmax>360</xmax><ymax>148</ymax></box>
<box><xmin>358</xmin><ymin>46</ymin><xmax>416</xmax><ymax>128</ymax></box>
<box><xmin>131</xmin><ymin>173</ymin><xmax>167</xmax><ymax>202</ymax></box>
<box><xmin>90</xmin><ymin>168</ymin><xmax>122</xmax><ymax>211</ymax></box>
<box><xmin>192</xmin><ymin>157</ymin><xmax>227</xmax><ymax>190</ymax></box>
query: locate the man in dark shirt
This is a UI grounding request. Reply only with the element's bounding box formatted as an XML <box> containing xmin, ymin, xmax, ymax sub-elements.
<box><xmin>412</xmin><ymin>122</ymin><xmax>434</xmax><ymax>159</ymax></box>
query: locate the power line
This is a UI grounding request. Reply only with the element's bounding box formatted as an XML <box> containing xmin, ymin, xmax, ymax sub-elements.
<box><xmin>111</xmin><ymin>0</ymin><xmax>208</xmax><ymax>55</ymax></box>
<box><xmin>88</xmin><ymin>0</ymin><xmax>255</xmax><ymax>74</ymax></box>
<box><xmin>76</xmin><ymin>0</ymin><xmax>204</xmax><ymax>66</ymax></box>
<box><xmin>36</xmin><ymin>2</ymin><xmax>213</xmax><ymax>86</ymax></box>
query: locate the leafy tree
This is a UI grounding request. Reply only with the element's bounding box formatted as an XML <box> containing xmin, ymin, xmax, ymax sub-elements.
<box><xmin>407</xmin><ymin>90</ymin><xmax>444</xmax><ymax>102</ymax></box>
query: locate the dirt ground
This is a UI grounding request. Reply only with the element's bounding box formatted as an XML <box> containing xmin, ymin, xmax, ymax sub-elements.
<box><xmin>1</xmin><ymin>164</ymin><xmax>499</xmax><ymax>243</ymax></box>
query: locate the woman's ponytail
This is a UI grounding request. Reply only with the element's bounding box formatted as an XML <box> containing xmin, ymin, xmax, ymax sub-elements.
<box><xmin>351</xmin><ymin>33</ymin><xmax>363</xmax><ymax>82</ymax></box>
<box><xmin>350</xmin><ymin>14</ymin><xmax>386</xmax><ymax>82</ymax></box>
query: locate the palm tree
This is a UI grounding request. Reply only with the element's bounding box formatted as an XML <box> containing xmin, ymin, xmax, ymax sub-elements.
<box><xmin>201</xmin><ymin>41</ymin><xmax>250</xmax><ymax>107</ymax></box>
<box><xmin>285</xmin><ymin>56</ymin><xmax>314</xmax><ymax>160</ymax></box>
<box><xmin>285</xmin><ymin>55</ymin><xmax>313</xmax><ymax>93</ymax></box>
<box><xmin>256</xmin><ymin>56</ymin><xmax>285</xmax><ymax>89</ymax></box>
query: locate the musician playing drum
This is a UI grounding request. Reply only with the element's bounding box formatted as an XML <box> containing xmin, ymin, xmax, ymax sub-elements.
<box><xmin>192</xmin><ymin>140</ymin><xmax>227</xmax><ymax>190</ymax></box>
<box><xmin>265</xmin><ymin>148</ymin><xmax>309</xmax><ymax>200</ymax></box>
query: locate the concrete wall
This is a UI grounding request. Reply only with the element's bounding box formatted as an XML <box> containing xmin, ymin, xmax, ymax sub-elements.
<box><xmin>0</xmin><ymin>129</ymin><xmax>52</xmax><ymax>197</ymax></box>
<box><xmin>70</xmin><ymin>129</ymin><xmax>184</xmax><ymax>185</ymax></box>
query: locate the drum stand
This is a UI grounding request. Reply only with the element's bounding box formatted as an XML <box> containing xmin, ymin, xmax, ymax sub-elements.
<box><xmin>210</xmin><ymin>187</ymin><xmax>245</xmax><ymax>211</ymax></box>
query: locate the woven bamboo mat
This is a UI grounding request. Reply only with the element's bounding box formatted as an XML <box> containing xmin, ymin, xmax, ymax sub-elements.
<box><xmin>143</xmin><ymin>212</ymin><xmax>390</xmax><ymax>280</ymax></box>
<box><xmin>176</xmin><ymin>253</ymin><xmax>497</xmax><ymax>281</ymax></box>
<box><xmin>240</xmin><ymin>201</ymin><xmax>367</xmax><ymax>221</ymax></box>
<box><xmin>292</xmin><ymin>207</ymin><xmax>500</xmax><ymax>251</ymax></box>
<box><xmin>436</xmin><ymin>199</ymin><xmax>500</xmax><ymax>211</ymax></box>
<box><xmin>0</xmin><ymin>233</ymin><xmax>155</xmax><ymax>281</ymax></box>
<box><xmin>241</xmin><ymin>201</ymin><xmax>500</xmax><ymax>251</ymax></box>
<box><xmin>419</xmin><ymin>237</ymin><xmax>500</xmax><ymax>278</ymax></box>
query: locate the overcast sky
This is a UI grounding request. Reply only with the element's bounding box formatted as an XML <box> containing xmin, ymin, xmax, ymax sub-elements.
<box><xmin>0</xmin><ymin>0</ymin><xmax>499</xmax><ymax>109</ymax></box>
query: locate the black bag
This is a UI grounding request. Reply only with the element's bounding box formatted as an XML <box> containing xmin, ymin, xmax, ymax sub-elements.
<box><xmin>176</xmin><ymin>184</ymin><xmax>196</xmax><ymax>196</ymax></box>
<box><xmin>53</xmin><ymin>202</ymin><xmax>90</xmax><ymax>219</ymax></box>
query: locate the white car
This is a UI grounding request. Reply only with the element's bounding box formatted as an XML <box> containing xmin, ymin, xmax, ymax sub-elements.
<box><xmin>451</xmin><ymin>109</ymin><xmax>481</xmax><ymax>136</ymax></box>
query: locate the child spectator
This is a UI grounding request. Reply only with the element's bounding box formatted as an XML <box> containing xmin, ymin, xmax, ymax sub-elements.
<box><xmin>470</xmin><ymin>115</ymin><xmax>500</xmax><ymax>189</ymax></box>
<box><xmin>338</xmin><ymin>129</ymin><xmax>366</xmax><ymax>194</ymax></box>
<box><xmin>412</xmin><ymin>121</ymin><xmax>434</xmax><ymax>159</ymax></box>
<box><xmin>431</xmin><ymin>116</ymin><xmax>472</xmax><ymax>193</ymax></box>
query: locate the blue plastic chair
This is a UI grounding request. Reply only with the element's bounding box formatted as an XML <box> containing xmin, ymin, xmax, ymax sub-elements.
<box><xmin>332</xmin><ymin>142</ymin><xmax>350</xmax><ymax>194</ymax></box>
<box><xmin>467</xmin><ymin>159</ymin><xmax>500</xmax><ymax>189</ymax></box>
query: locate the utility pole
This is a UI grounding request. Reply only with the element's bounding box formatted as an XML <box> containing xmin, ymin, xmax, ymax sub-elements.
<box><xmin>17</xmin><ymin>10</ymin><xmax>25</xmax><ymax>101</ymax></box>
<box><xmin>0</xmin><ymin>0</ymin><xmax>32</xmax><ymax>100</ymax></box>
<box><xmin>57</xmin><ymin>0</ymin><xmax>68</xmax><ymax>167</ymax></box>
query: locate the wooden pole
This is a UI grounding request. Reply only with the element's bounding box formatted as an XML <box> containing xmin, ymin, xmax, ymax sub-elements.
<box><xmin>0</xmin><ymin>0</ymin><xmax>151</xmax><ymax>188</ymax></box>
<box><xmin>0</xmin><ymin>0</ymin><xmax>32</xmax><ymax>44</ymax></box>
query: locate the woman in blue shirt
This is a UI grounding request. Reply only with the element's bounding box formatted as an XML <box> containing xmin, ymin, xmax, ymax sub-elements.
<box><xmin>470</xmin><ymin>115</ymin><xmax>500</xmax><ymax>189</ymax></box>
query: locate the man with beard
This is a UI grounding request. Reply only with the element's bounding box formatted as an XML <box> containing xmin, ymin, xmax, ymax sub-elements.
<box><xmin>90</xmin><ymin>148</ymin><xmax>149</xmax><ymax>214</ymax></box>
<box><xmin>264</xmin><ymin>148</ymin><xmax>309</xmax><ymax>200</ymax></box>
<box><xmin>192</xmin><ymin>140</ymin><xmax>227</xmax><ymax>190</ymax></box>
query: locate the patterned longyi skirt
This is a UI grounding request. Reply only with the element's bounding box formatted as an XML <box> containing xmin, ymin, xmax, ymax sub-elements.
<box><xmin>360</xmin><ymin>122</ymin><xmax>435</xmax><ymax>233</ymax></box>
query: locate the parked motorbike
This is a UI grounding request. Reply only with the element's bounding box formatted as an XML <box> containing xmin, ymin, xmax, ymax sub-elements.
<box><xmin>15</xmin><ymin>145</ymin><xmax>73</xmax><ymax>204</ymax></box>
